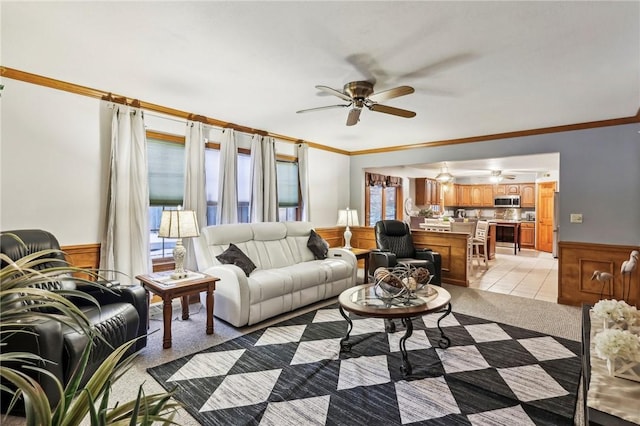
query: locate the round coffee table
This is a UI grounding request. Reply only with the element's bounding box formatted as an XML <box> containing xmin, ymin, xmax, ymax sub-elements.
<box><xmin>338</xmin><ymin>283</ymin><xmax>452</xmax><ymax>376</ymax></box>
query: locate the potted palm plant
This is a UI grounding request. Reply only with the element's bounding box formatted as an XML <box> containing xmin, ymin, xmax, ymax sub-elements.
<box><xmin>0</xmin><ymin>235</ymin><xmax>179</xmax><ymax>425</ymax></box>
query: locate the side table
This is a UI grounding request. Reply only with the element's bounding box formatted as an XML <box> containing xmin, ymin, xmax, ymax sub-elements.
<box><xmin>349</xmin><ymin>247</ymin><xmax>372</xmax><ymax>283</ymax></box>
<box><xmin>136</xmin><ymin>272</ymin><xmax>218</xmax><ymax>349</ymax></box>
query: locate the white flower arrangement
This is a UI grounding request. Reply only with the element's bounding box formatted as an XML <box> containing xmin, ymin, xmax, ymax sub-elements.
<box><xmin>593</xmin><ymin>328</ymin><xmax>640</xmax><ymax>362</ymax></box>
<box><xmin>591</xmin><ymin>299</ymin><xmax>638</xmax><ymax>325</ymax></box>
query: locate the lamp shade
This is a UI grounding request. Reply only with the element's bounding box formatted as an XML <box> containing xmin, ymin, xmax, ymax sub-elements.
<box><xmin>337</xmin><ymin>209</ymin><xmax>359</xmax><ymax>227</ymax></box>
<box><xmin>158</xmin><ymin>210</ymin><xmax>200</xmax><ymax>239</ymax></box>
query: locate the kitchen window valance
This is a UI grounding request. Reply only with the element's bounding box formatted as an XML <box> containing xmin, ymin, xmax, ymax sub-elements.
<box><xmin>367</xmin><ymin>173</ymin><xmax>401</xmax><ymax>187</ymax></box>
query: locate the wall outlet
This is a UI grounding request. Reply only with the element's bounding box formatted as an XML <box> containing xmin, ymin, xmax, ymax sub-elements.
<box><xmin>570</xmin><ymin>213</ymin><xmax>583</xmax><ymax>223</ymax></box>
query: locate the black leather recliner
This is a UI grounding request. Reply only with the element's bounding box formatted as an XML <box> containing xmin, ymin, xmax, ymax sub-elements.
<box><xmin>0</xmin><ymin>229</ymin><xmax>148</xmax><ymax>409</ymax></box>
<box><xmin>369</xmin><ymin>220</ymin><xmax>442</xmax><ymax>285</ymax></box>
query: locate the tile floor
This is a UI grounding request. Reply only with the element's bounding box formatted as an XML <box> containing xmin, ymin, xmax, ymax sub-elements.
<box><xmin>467</xmin><ymin>245</ymin><xmax>558</xmax><ymax>303</ymax></box>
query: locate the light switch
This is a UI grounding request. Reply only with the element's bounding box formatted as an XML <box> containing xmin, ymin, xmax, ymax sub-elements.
<box><xmin>570</xmin><ymin>213</ymin><xmax>583</xmax><ymax>223</ymax></box>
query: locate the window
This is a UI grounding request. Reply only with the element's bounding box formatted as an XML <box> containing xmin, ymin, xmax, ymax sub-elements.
<box><xmin>204</xmin><ymin>150</ymin><xmax>251</xmax><ymax>224</ymax></box>
<box><xmin>277</xmin><ymin>161</ymin><xmax>299</xmax><ymax>221</ymax></box>
<box><xmin>365</xmin><ymin>173</ymin><xmax>402</xmax><ymax>226</ymax></box>
<box><xmin>148</xmin><ymin>138</ymin><xmax>185</xmax><ymax>259</ymax></box>
<box><xmin>147</xmin><ymin>132</ymin><xmax>302</xmax><ymax>260</ymax></box>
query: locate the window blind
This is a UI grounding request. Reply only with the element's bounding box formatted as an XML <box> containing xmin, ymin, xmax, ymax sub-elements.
<box><xmin>148</xmin><ymin>139</ymin><xmax>184</xmax><ymax>206</ymax></box>
<box><xmin>277</xmin><ymin>161</ymin><xmax>299</xmax><ymax>207</ymax></box>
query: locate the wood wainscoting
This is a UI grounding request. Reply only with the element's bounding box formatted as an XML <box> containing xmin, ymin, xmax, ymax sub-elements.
<box><xmin>316</xmin><ymin>226</ymin><xmax>470</xmax><ymax>287</ymax></box>
<box><xmin>61</xmin><ymin>244</ymin><xmax>175</xmax><ymax>273</ymax></box>
<box><xmin>558</xmin><ymin>241</ymin><xmax>639</xmax><ymax>307</ymax></box>
<box><xmin>62</xmin><ymin>243</ymin><xmax>101</xmax><ymax>270</ymax></box>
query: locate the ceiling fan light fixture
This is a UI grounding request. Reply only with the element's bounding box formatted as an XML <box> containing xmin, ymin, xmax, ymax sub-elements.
<box><xmin>489</xmin><ymin>170</ymin><xmax>504</xmax><ymax>183</ymax></box>
<box><xmin>297</xmin><ymin>81</ymin><xmax>416</xmax><ymax>126</ymax></box>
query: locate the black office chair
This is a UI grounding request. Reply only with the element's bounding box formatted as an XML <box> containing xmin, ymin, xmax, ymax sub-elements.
<box><xmin>369</xmin><ymin>220</ymin><xmax>442</xmax><ymax>285</ymax></box>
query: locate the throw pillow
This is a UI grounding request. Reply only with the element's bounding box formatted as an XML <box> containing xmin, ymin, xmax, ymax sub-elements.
<box><xmin>307</xmin><ymin>229</ymin><xmax>329</xmax><ymax>259</ymax></box>
<box><xmin>216</xmin><ymin>243</ymin><xmax>256</xmax><ymax>276</ymax></box>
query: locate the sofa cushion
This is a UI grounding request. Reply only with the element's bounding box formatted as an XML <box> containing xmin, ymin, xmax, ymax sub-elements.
<box><xmin>216</xmin><ymin>243</ymin><xmax>257</xmax><ymax>276</ymax></box>
<box><xmin>307</xmin><ymin>230</ymin><xmax>329</xmax><ymax>259</ymax></box>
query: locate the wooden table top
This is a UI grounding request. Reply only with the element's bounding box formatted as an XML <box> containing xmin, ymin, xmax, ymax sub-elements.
<box><xmin>136</xmin><ymin>272</ymin><xmax>218</xmax><ymax>295</ymax></box>
<box><xmin>349</xmin><ymin>247</ymin><xmax>372</xmax><ymax>257</ymax></box>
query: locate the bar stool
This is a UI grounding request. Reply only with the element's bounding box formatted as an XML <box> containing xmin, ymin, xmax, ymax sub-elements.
<box><xmin>450</xmin><ymin>221</ymin><xmax>476</xmax><ymax>274</ymax></box>
<box><xmin>472</xmin><ymin>221</ymin><xmax>489</xmax><ymax>270</ymax></box>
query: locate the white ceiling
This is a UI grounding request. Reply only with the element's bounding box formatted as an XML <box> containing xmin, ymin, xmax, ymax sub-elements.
<box><xmin>384</xmin><ymin>153</ymin><xmax>561</xmax><ymax>179</ymax></box>
<box><xmin>2</xmin><ymin>1</ymin><xmax>639</xmax><ymax>176</ymax></box>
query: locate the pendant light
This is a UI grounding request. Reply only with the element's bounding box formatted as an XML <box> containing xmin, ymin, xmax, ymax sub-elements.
<box><xmin>435</xmin><ymin>162</ymin><xmax>453</xmax><ymax>183</ymax></box>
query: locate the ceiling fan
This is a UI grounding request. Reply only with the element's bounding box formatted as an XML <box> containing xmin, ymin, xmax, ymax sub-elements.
<box><xmin>489</xmin><ymin>170</ymin><xmax>516</xmax><ymax>182</ymax></box>
<box><xmin>296</xmin><ymin>81</ymin><xmax>416</xmax><ymax>126</ymax></box>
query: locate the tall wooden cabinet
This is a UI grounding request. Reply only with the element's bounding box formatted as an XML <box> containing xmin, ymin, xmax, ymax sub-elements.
<box><xmin>415</xmin><ymin>178</ymin><xmax>441</xmax><ymax>206</ymax></box>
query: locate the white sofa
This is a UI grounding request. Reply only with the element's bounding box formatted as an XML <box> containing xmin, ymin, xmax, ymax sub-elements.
<box><xmin>193</xmin><ymin>221</ymin><xmax>357</xmax><ymax>327</ymax></box>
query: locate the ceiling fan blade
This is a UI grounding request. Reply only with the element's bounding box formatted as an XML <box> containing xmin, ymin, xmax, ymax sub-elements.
<box><xmin>346</xmin><ymin>108</ymin><xmax>362</xmax><ymax>126</ymax></box>
<box><xmin>315</xmin><ymin>85</ymin><xmax>353</xmax><ymax>102</ymax></box>
<box><xmin>369</xmin><ymin>104</ymin><xmax>416</xmax><ymax>118</ymax></box>
<box><xmin>397</xmin><ymin>53</ymin><xmax>476</xmax><ymax>80</ymax></box>
<box><xmin>368</xmin><ymin>85</ymin><xmax>415</xmax><ymax>102</ymax></box>
<box><xmin>296</xmin><ymin>104</ymin><xmax>350</xmax><ymax>114</ymax></box>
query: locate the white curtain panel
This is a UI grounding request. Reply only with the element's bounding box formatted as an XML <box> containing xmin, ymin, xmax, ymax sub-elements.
<box><xmin>297</xmin><ymin>142</ymin><xmax>310</xmax><ymax>221</ymax></box>
<box><xmin>249</xmin><ymin>134</ymin><xmax>264</xmax><ymax>222</ymax></box>
<box><xmin>216</xmin><ymin>128</ymin><xmax>238</xmax><ymax>224</ymax></box>
<box><xmin>100</xmin><ymin>105</ymin><xmax>150</xmax><ymax>285</ymax></box>
<box><xmin>262</xmin><ymin>137</ymin><xmax>279</xmax><ymax>222</ymax></box>
<box><xmin>250</xmin><ymin>135</ymin><xmax>278</xmax><ymax>223</ymax></box>
<box><xmin>183</xmin><ymin>121</ymin><xmax>206</xmax><ymax>271</ymax></box>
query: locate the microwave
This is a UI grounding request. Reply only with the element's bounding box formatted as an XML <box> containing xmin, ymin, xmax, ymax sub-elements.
<box><xmin>494</xmin><ymin>195</ymin><xmax>520</xmax><ymax>208</ymax></box>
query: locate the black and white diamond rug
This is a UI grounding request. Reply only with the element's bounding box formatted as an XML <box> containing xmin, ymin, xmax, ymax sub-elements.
<box><xmin>148</xmin><ymin>303</ymin><xmax>581</xmax><ymax>425</ymax></box>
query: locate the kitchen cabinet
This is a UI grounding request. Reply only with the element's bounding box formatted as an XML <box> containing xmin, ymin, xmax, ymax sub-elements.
<box><xmin>430</xmin><ymin>179</ymin><xmax>441</xmax><ymax>205</ymax></box>
<box><xmin>482</xmin><ymin>185</ymin><xmax>494</xmax><ymax>207</ymax></box>
<box><xmin>415</xmin><ymin>178</ymin><xmax>440</xmax><ymax>206</ymax></box>
<box><xmin>520</xmin><ymin>184</ymin><xmax>535</xmax><ymax>207</ymax></box>
<box><xmin>457</xmin><ymin>185</ymin><xmax>472</xmax><ymax>206</ymax></box>
<box><xmin>506</xmin><ymin>184</ymin><xmax>520</xmax><ymax>195</ymax></box>
<box><xmin>443</xmin><ymin>183</ymin><xmax>457</xmax><ymax>206</ymax></box>
<box><xmin>470</xmin><ymin>186</ymin><xmax>483</xmax><ymax>206</ymax></box>
<box><xmin>521</xmin><ymin>222</ymin><xmax>535</xmax><ymax>248</ymax></box>
<box><xmin>494</xmin><ymin>184</ymin><xmax>520</xmax><ymax>195</ymax></box>
<box><xmin>448</xmin><ymin>184</ymin><xmax>496</xmax><ymax>207</ymax></box>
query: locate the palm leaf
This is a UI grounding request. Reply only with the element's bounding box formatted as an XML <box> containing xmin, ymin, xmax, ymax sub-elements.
<box><xmin>1</xmin><ymin>238</ymin><xmax>176</xmax><ymax>424</ymax></box>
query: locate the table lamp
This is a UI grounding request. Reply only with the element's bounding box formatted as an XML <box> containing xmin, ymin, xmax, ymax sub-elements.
<box><xmin>337</xmin><ymin>207</ymin><xmax>359</xmax><ymax>250</ymax></box>
<box><xmin>158</xmin><ymin>208</ymin><xmax>200</xmax><ymax>279</ymax></box>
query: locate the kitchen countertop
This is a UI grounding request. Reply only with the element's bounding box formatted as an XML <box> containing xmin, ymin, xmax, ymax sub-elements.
<box><xmin>487</xmin><ymin>219</ymin><xmax>536</xmax><ymax>224</ymax></box>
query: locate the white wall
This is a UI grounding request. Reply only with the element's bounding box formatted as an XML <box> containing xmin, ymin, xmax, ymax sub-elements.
<box><xmin>307</xmin><ymin>147</ymin><xmax>350</xmax><ymax>227</ymax></box>
<box><xmin>1</xmin><ymin>80</ymin><xmax>348</xmax><ymax>245</ymax></box>
<box><xmin>1</xmin><ymin>79</ymin><xmax>110</xmax><ymax>245</ymax></box>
